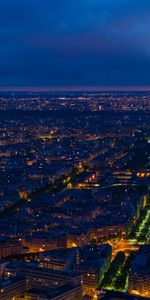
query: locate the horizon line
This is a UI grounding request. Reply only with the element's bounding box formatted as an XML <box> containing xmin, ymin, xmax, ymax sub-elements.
<box><xmin>0</xmin><ymin>86</ymin><xmax>150</xmax><ymax>92</ymax></box>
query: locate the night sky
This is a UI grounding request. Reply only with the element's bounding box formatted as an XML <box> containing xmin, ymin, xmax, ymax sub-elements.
<box><xmin>0</xmin><ymin>0</ymin><xmax>150</xmax><ymax>90</ymax></box>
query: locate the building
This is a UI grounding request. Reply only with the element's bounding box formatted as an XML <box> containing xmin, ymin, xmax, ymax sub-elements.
<box><xmin>25</xmin><ymin>283</ymin><xmax>82</xmax><ymax>300</ymax></box>
<box><xmin>0</xmin><ymin>237</ymin><xmax>23</xmax><ymax>259</ymax></box>
<box><xmin>24</xmin><ymin>232</ymin><xmax>67</xmax><ymax>252</ymax></box>
<box><xmin>128</xmin><ymin>244</ymin><xmax>150</xmax><ymax>297</ymax></box>
<box><xmin>39</xmin><ymin>249</ymin><xmax>75</xmax><ymax>271</ymax></box>
<box><xmin>5</xmin><ymin>262</ymin><xmax>82</xmax><ymax>291</ymax></box>
<box><xmin>0</xmin><ymin>275</ymin><xmax>26</xmax><ymax>300</ymax></box>
<box><xmin>4</xmin><ymin>262</ymin><xmax>82</xmax><ymax>299</ymax></box>
<box><xmin>75</xmin><ymin>244</ymin><xmax>112</xmax><ymax>298</ymax></box>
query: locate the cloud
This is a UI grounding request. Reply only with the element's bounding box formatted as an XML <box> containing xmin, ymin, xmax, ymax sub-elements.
<box><xmin>0</xmin><ymin>0</ymin><xmax>150</xmax><ymax>87</ymax></box>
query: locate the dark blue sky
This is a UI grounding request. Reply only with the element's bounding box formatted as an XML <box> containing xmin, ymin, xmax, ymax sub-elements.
<box><xmin>0</xmin><ymin>0</ymin><xmax>150</xmax><ymax>90</ymax></box>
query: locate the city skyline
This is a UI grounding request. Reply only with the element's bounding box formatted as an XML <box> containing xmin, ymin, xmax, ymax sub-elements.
<box><xmin>0</xmin><ymin>1</ymin><xmax>150</xmax><ymax>300</ymax></box>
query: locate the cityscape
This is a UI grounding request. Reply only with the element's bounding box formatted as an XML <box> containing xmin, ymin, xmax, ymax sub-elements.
<box><xmin>0</xmin><ymin>92</ymin><xmax>150</xmax><ymax>299</ymax></box>
<box><xmin>0</xmin><ymin>0</ymin><xmax>150</xmax><ymax>299</ymax></box>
